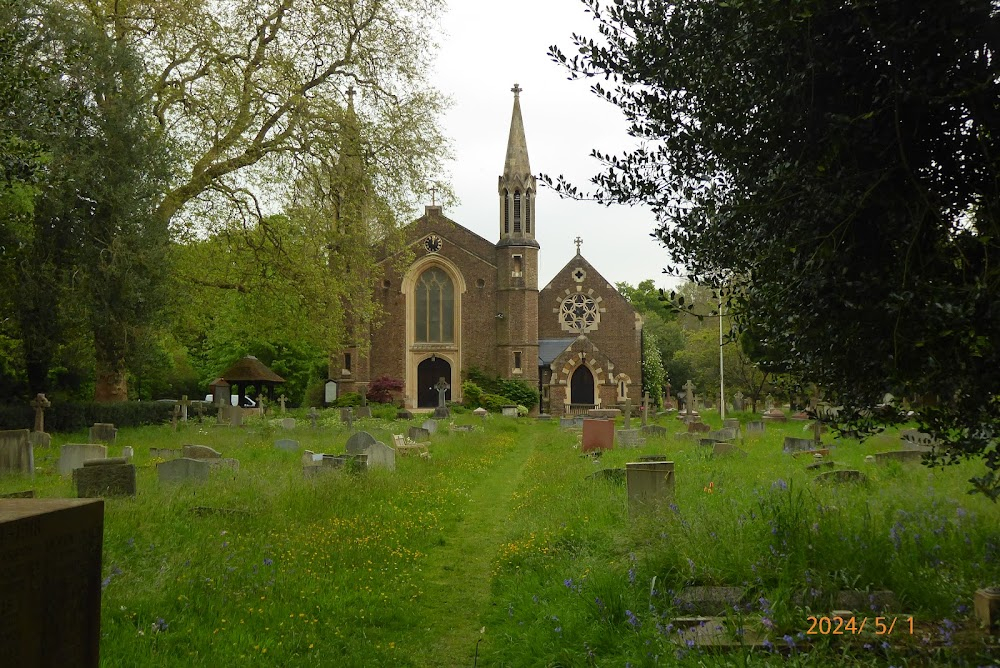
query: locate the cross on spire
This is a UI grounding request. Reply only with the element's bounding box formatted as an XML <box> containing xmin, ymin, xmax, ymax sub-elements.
<box><xmin>574</xmin><ymin>236</ymin><xmax>583</xmax><ymax>254</ymax></box>
<box><xmin>511</xmin><ymin>83</ymin><xmax>522</xmax><ymax>97</ymax></box>
<box><xmin>430</xmin><ymin>185</ymin><xmax>437</xmax><ymax>206</ymax></box>
<box><xmin>346</xmin><ymin>85</ymin><xmax>355</xmax><ymax>103</ymax></box>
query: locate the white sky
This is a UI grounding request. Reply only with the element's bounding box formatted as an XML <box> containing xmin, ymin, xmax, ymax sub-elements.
<box><xmin>429</xmin><ymin>0</ymin><xmax>683</xmax><ymax>291</ymax></box>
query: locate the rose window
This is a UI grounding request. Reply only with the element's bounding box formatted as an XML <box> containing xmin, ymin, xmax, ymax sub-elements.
<box><xmin>560</xmin><ymin>294</ymin><xmax>600</xmax><ymax>333</ymax></box>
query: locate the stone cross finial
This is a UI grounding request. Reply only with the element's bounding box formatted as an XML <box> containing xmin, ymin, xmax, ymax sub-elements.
<box><xmin>429</xmin><ymin>185</ymin><xmax>437</xmax><ymax>206</ymax></box>
<box><xmin>279</xmin><ymin>394</ymin><xmax>287</xmax><ymax>413</ymax></box>
<box><xmin>511</xmin><ymin>83</ymin><xmax>522</xmax><ymax>97</ymax></box>
<box><xmin>574</xmin><ymin>236</ymin><xmax>583</xmax><ymax>254</ymax></box>
<box><xmin>30</xmin><ymin>393</ymin><xmax>50</xmax><ymax>432</ymax></box>
<box><xmin>179</xmin><ymin>395</ymin><xmax>191</xmax><ymax>422</ymax></box>
<box><xmin>434</xmin><ymin>377</ymin><xmax>451</xmax><ymax>408</ymax></box>
<box><xmin>346</xmin><ymin>85</ymin><xmax>355</xmax><ymax>102</ymax></box>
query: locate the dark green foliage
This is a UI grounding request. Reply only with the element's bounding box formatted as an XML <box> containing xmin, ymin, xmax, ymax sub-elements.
<box><xmin>0</xmin><ymin>400</ymin><xmax>212</xmax><ymax>432</ymax></box>
<box><xmin>551</xmin><ymin>0</ymin><xmax>1000</xmax><ymax>496</ymax></box>
<box><xmin>463</xmin><ymin>368</ymin><xmax>539</xmax><ymax>410</ymax></box>
<box><xmin>333</xmin><ymin>392</ymin><xmax>363</xmax><ymax>408</ymax></box>
<box><xmin>461</xmin><ymin>381</ymin><xmax>483</xmax><ymax>408</ymax></box>
<box><xmin>366</xmin><ymin>375</ymin><xmax>403</xmax><ymax>404</ymax></box>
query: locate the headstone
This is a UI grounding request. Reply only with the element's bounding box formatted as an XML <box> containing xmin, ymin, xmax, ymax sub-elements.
<box><xmin>723</xmin><ymin>418</ymin><xmax>740</xmax><ymax>431</ymax></box>
<box><xmin>171</xmin><ymin>404</ymin><xmax>181</xmax><ymax>431</ymax></box>
<box><xmin>872</xmin><ymin>450</ymin><xmax>925</xmax><ymax>465</ymax></box>
<box><xmin>675</xmin><ymin>586</ymin><xmax>746</xmax><ymax>616</ymax></box>
<box><xmin>88</xmin><ymin>423</ymin><xmax>117</xmax><ymax>444</ymax></box>
<box><xmin>623</xmin><ymin>398</ymin><xmax>632</xmax><ymax>429</ymax></box>
<box><xmin>0</xmin><ymin>498</ymin><xmax>103</xmax><ymax>666</ymax></box>
<box><xmin>732</xmin><ymin>391</ymin><xmax>744</xmax><ymax>412</ymax></box>
<box><xmin>149</xmin><ymin>447</ymin><xmax>181</xmax><ymax>460</ymax></box>
<box><xmin>121</xmin><ymin>446</ymin><xmax>133</xmax><ymax>461</ymax></box>
<box><xmin>712</xmin><ymin>443</ymin><xmax>747</xmax><ymax>458</ymax></box>
<box><xmin>73</xmin><ymin>458</ymin><xmax>136</xmax><ymax>497</ymax></box>
<box><xmin>813</xmin><ymin>469</ymin><xmax>868</xmax><ymax>485</ymax></box>
<box><xmin>974</xmin><ymin>588</ymin><xmax>1000</xmax><ymax>633</ymax></box>
<box><xmin>422</xmin><ymin>420</ymin><xmax>438</xmax><ymax>434</ymax></box>
<box><xmin>274</xmin><ymin>439</ymin><xmax>299</xmax><ymax>452</ymax></box>
<box><xmin>641</xmin><ymin>424</ymin><xmax>667</xmax><ymax>437</ymax></box>
<box><xmin>363</xmin><ymin>441</ymin><xmax>396</xmax><ymax>471</ymax></box>
<box><xmin>278</xmin><ymin>394</ymin><xmax>287</xmax><ymax>413</ymax></box>
<box><xmin>27</xmin><ymin>432</ymin><xmax>51</xmax><ymax>449</ymax></box>
<box><xmin>257</xmin><ymin>394</ymin><xmax>267</xmax><ymax>414</ymax></box>
<box><xmin>434</xmin><ymin>377</ymin><xmax>450</xmax><ymax>409</ymax></box>
<box><xmin>899</xmin><ymin>429</ymin><xmax>938</xmax><ymax>451</ymax></box>
<box><xmin>408</xmin><ymin>426</ymin><xmax>431</xmax><ymax>442</ymax></box>
<box><xmin>340</xmin><ymin>407</ymin><xmax>354</xmax><ymax>428</ymax></box>
<box><xmin>588</xmin><ymin>408</ymin><xmax>621</xmax><ymax>419</ymax></box>
<box><xmin>433</xmin><ymin>405</ymin><xmax>451</xmax><ymax>419</ymax></box>
<box><xmin>616</xmin><ymin>429</ymin><xmax>644</xmax><ymax>447</ymax></box>
<box><xmin>29</xmin><ymin>392</ymin><xmax>51</xmax><ymax>432</ymax></box>
<box><xmin>625</xmin><ymin>460</ymin><xmax>675</xmax><ymax>513</ymax></box>
<box><xmin>682</xmin><ymin>380</ymin><xmax>697</xmax><ymax>421</ymax></box>
<box><xmin>501</xmin><ymin>405</ymin><xmax>518</xmax><ymax>417</ymax></box>
<box><xmin>472</xmin><ymin>407</ymin><xmax>488</xmax><ymax>418</ymax></box>
<box><xmin>301</xmin><ymin>450</ymin><xmax>324</xmax><ymax>466</ymax></box>
<box><xmin>746</xmin><ymin>421</ymin><xmax>765</xmax><ymax>433</ymax></box>
<box><xmin>396</xmin><ymin>409</ymin><xmax>413</xmax><ymax>420</ymax></box>
<box><xmin>280</xmin><ymin>418</ymin><xmax>296</xmax><ymax>430</ymax></box>
<box><xmin>58</xmin><ymin>444</ymin><xmax>107</xmax><ymax>475</ymax></box>
<box><xmin>783</xmin><ymin>436</ymin><xmax>815</xmax><ymax>454</ymax></box>
<box><xmin>196</xmin><ymin>401</ymin><xmax>205</xmax><ymax>423</ymax></box>
<box><xmin>157</xmin><ymin>457</ymin><xmax>210</xmax><ymax>484</ymax></box>
<box><xmin>182</xmin><ymin>444</ymin><xmax>222</xmax><ymax>459</ymax></box>
<box><xmin>582</xmin><ymin>419</ymin><xmax>615</xmax><ymax>452</ymax></box>
<box><xmin>707</xmin><ymin>428</ymin><xmax>736</xmax><ymax>441</ymax></box>
<box><xmin>355</xmin><ymin>407</ymin><xmax>372</xmax><ymax>419</ymax></box>
<box><xmin>324</xmin><ymin>379</ymin><xmax>338</xmax><ymax>405</ymax></box>
<box><xmin>559</xmin><ymin>415</ymin><xmax>583</xmax><ymax>428</ymax></box>
<box><xmin>765</xmin><ymin>394</ymin><xmax>775</xmax><ymax>410</ymax></box>
<box><xmin>345</xmin><ymin>431</ymin><xmax>377</xmax><ymax>455</ymax></box>
<box><xmin>686</xmin><ymin>422</ymin><xmax>711</xmax><ymax>433</ymax></box>
<box><xmin>179</xmin><ymin>395</ymin><xmax>191</xmax><ymax>422</ymax></box>
<box><xmin>308</xmin><ymin>407</ymin><xmax>319</xmax><ymax>428</ymax></box>
<box><xmin>0</xmin><ymin>429</ymin><xmax>33</xmax><ymax>475</ymax></box>
<box><xmin>226</xmin><ymin>405</ymin><xmax>244</xmax><ymax>427</ymax></box>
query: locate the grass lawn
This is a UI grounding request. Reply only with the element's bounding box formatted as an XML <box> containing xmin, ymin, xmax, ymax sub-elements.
<box><xmin>3</xmin><ymin>409</ymin><xmax>999</xmax><ymax>666</ymax></box>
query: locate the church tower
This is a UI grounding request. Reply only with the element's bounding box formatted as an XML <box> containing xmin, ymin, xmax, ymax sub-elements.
<box><xmin>496</xmin><ymin>84</ymin><xmax>540</xmax><ymax>391</ymax></box>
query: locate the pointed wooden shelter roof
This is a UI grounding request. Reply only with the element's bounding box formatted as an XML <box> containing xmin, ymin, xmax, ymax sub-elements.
<box><xmin>220</xmin><ymin>356</ymin><xmax>285</xmax><ymax>383</ymax></box>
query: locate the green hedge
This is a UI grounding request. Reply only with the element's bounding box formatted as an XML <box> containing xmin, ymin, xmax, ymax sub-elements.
<box><xmin>0</xmin><ymin>401</ymin><xmax>218</xmax><ymax>433</ymax></box>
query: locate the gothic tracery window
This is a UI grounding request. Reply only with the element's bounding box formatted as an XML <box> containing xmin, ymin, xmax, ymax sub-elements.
<box><xmin>415</xmin><ymin>267</ymin><xmax>455</xmax><ymax>342</ymax></box>
<box><xmin>559</xmin><ymin>293</ymin><xmax>600</xmax><ymax>333</ymax></box>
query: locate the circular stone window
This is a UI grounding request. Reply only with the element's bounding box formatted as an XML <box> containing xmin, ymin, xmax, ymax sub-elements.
<box><xmin>476</xmin><ymin>278</ymin><xmax>486</xmax><ymax>289</ymax></box>
<box><xmin>560</xmin><ymin>293</ymin><xmax>600</xmax><ymax>333</ymax></box>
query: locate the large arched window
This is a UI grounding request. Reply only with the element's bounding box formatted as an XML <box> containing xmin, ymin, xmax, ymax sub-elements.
<box><xmin>415</xmin><ymin>267</ymin><xmax>455</xmax><ymax>342</ymax></box>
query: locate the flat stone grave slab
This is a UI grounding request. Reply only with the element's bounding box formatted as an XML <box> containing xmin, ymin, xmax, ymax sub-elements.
<box><xmin>28</xmin><ymin>432</ymin><xmax>51</xmax><ymax>449</ymax></box>
<box><xmin>58</xmin><ymin>444</ymin><xmax>107</xmax><ymax>475</ymax></box>
<box><xmin>88</xmin><ymin>423</ymin><xmax>117</xmax><ymax>443</ymax></box>
<box><xmin>450</xmin><ymin>424</ymin><xmax>474</xmax><ymax>432</ymax></box>
<box><xmin>407</xmin><ymin>426</ymin><xmax>431</xmax><ymax>442</ymax></box>
<box><xmin>150</xmin><ymin>447</ymin><xmax>181</xmax><ymax>460</ymax></box>
<box><xmin>792</xmin><ymin>448</ymin><xmax>830</xmax><ymax>458</ymax></box>
<box><xmin>346</xmin><ymin>431</ymin><xmax>378</xmax><ymax>455</ymax></box>
<box><xmin>672</xmin><ymin>617</ymin><xmax>767</xmax><ymax>648</ymax></box>
<box><xmin>641</xmin><ymin>425</ymin><xmax>667</xmax><ymax>437</ymax></box>
<box><xmin>712</xmin><ymin>443</ymin><xmax>747</xmax><ymax>458</ymax></box>
<box><xmin>364</xmin><ymin>441</ymin><xmax>396</xmax><ymax>471</ymax></box>
<box><xmin>783</xmin><ymin>436</ymin><xmax>816</xmax><ymax>454</ymax></box>
<box><xmin>74</xmin><ymin>458</ymin><xmax>136</xmax><ymax>498</ymax></box>
<box><xmin>0</xmin><ymin>498</ymin><xmax>104</xmax><ymax>667</ymax></box>
<box><xmin>183</xmin><ymin>444</ymin><xmax>221</xmax><ymax>459</ymax></box>
<box><xmin>280</xmin><ymin>418</ymin><xmax>296</xmax><ymax>430</ymax></box>
<box><xmin>675</xmin><ymin>586</ymin><xmax>746</xmax><ymax>616</ymax></box>
<box><xmin>806</xmin><ymin>460</ymin><xmax>835</xmax><ymax>471</ymax></box>
<box><xmin>814</xmin><ymin>469</ymin><xmax>868</xmax><ymax>485</ymax></box>
<box><xmin>582</xmin><ymin>419</ymin><xmax>615</xmax><ymax>452</ymax></box>
<box><xmin>873</xmin><ymin>450</ymin><xmax>925</xmax><ymax>465</ymax></box>
<box><xmin>586</xmin><ymin>468</ymin><xmax>625</xmax><ymax>484</ymax></box>
<box><xmin>762</xmin><ymin>409</ymin><xmax>787</xmax><ymax>422</ymax></box>
<box><xmin>274</xmin><ymin>439</ymin><xmax>300</xmax><ymax>453</ymax></box>
<box><xmin>157</xmin><ymin>458</ymin><xmax>210</xmax><ymax>484</ymax></box>
<box><xmin>0</xmin><ymin>429</ymin><xmax>33</xmax><ymax>475</ymax></box>
<box><xmin>422</xmin><ymin>419</ymin><xmax>438</xmax><ymax>434</ymax></box>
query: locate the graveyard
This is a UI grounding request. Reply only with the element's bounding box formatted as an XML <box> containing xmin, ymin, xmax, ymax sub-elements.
<box><xmin>2</xmin><ymin>406</ymin><xmax>999</xmax><ymax>667</ymax></box>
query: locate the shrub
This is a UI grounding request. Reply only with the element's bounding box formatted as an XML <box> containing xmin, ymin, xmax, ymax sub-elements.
<box><xmin>463</xmin><ymin>368</ymin><xmax>539</xmax><ymax>410</ymax></box>
<box><xmin>0</xmin><ymin>400</ymin><xmax>210</xmax><ymax>433</ymax></box>
<box><xmin>333</xmin><ymin>392</ymin><xmax>363</xmax><ymax>408</ymax></box>
<box><xmin>462</xmin><ymin>381</ymin><xmax>484</xmax><ymax>407</ymax></box>
<box><xmin>372</xmin><ymin>403</ymin><xmax>398</xmax><ymax>420</ymax></box>
<box><xmin>481</xmin><ymin>393</ymin><xmax>511</xmax><ymax>412</ymax></box>
<box><xmin>367</xmin><ymin>375</ymin><xmax>403</xmax><ymax>404</ymax></box>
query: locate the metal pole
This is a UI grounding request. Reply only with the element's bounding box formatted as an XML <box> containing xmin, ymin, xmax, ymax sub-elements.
<box><xmin>719</xmin><ymin>296</ymin><xmax>725</xmax><ymax>420</ymax></box>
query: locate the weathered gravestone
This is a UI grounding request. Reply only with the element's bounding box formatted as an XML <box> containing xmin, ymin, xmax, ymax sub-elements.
<box><xmin>433</xmin><ymin>377</ymin><xmax>451</xmax><ymax>419</ymax></box>
<box><xmin>872</xmin><ymin>450</ymin><xmax>925</xmax><ymax>465</ymax></box>
<box><xmin>746</xmin><ymin>421</ymin><xmax>765</xmax><ymax>433</ymax></box>
<box><xmin>559</xmin><ymin>415</ymin><xmax>583</xmax><ymax>429</ymax></box>
<box><xmin>157</xmin><ymin>458</ymin><xmax>210</xmax><ymax>485</ymax></box>
<box><xmin>732</xmin><ymin>391</ymin><xmax>745</xmax><ymax>412</ymax></box>
<box><xmin>408</xmin><ymin>426</ymin><xmax>431</xmax><ymax>442</ymax></box>
<box><xmin>582</xmin><ymin>419</ymin><xmax>615</xmax><ymax>452</ymax></box>
<box><xmin>217</xmin><ymin>405</ymin><xmax>243</xmax><ymax>427</ymax></box>
<box><xmin>307</xmin><ymin>407</ymin><xmax>319</xmax><ymax>428</ymax></box>
<box><xmin>73</xmin><ymin>458</ymin><xmax>136</xmax><ymax>498</ymax></box>
<box><xmin>182</xmin><ymin>444</ymin><xmax>222</xmax><ymax>460</ymax></box>
<box><xmin>30</xmin><ymin>393</ymin><xmax>51</xmax><ymax>433</ymax></box>
<box><xmin>783</xmin><ymin>436</ymin><xmax>816</xmax><ymax>454</ymax></box>
<box><xmin>762</xmin><ymin>408</ymin><xmax>787</xmax><ymax>422</ymax></box>
<box><xmin>340</xmin><ymin>408</ymin><xmax>354</xmax><ymax>429</ymax></box>
<box><xmin>364</xmin><ymin>441</ymin><xmax>396</xmax><ymax>471</ymax></box>
<box><xmin>121</xmin><ymin>446</ymin><xmax>133</xmax><ymax>461</ymax></box>
<box><xmin>0</xmin><ymin>430</ymin><xmax>33</xmax><ymax>475</ymax></box>
<box><xmin>813</xmin><ymin>469</ymin><xmax>868</xmax><ymax>485</ymax></box>
<box><xmin>616</xmin><ymin>429</ymin><xmax>645</xmax><ymax>447</ymax></box>
<box><xmin>501</xmin><ymin>405</ymin><xmax>518</xmax><ymax>417</ymax></box>
<box><xmin>641</xmin><ymin>393</ymin><xmax>650</xmax><ymax>427</ymax></box>
<box><xmin>346</xmin><ymin>431</ymin><xmax>378</xmax><ymax>455</ymax></box>
<box><xmin>588</xmin><ymin>408</ymin><xmax>621</xmax><ymax>419</ymax></box>
<box><xmin>899</xmin><ymin>429</ymin><xmax>938</xmax><ymax>451</ymax></box>
<box><xmin>149</xmin><ymin>447</ymin><xmax>181</xmax><ymax>460</ymax></box>
<box><xmin>806</xmin><ymin>460</ymin><xmax>835</xmax><ymax>471</ymax></box>
<box><xmin>686</xmin><ymin>421</ymin><xmax>711</xmax><ymax>434</ymax></box>
<box><xmin>396</xmin><ymin>409</ymin><xmax>413</xmax><ymax>420</ymax></box>
<box><xmin>355</xmin><ymin>407</ymin><xmax>372</xmax><ymax>419</ymax></box>
<box><xmin>675</xmin><ymin>586</ymin><xmax>747</xmax><ymax>616</ymax></box>
<box><xmin>208</xmin><ymin>458</ymin><xmax>240</xmax><ymax>472</ymax></box>
<box><xmin>707</xmin><ymin>428</ymin><xmax>737</xmax><ymax>442</ymax></box>
<box><xmin>473</xmin><ymin>407</ymin><xmax>489</xmax><ymax>419</ymax></box>
<box><xmin>87</xmin><ymin>423</ymin><xmax>116</xmax><ymax>444</ymax></box>
<box><xmin>0</xmin><ymin>498</ymin><xmax>104</xmax><ymax>667</ymax></box>
<box><xmin>280</xmin><ymin>418</ymin><xmax>296</xmax><ymax>430</ymax></box>
<box><xmin>625</xmin><ymin>460</ymin><xmax>675</xmax><ymax>514</ymax></box>
<box><xmin>278</xmin><ymin>394</ymin><xmax>288</xmax><ymax>414</ymax></box>
<box><xmin>274</xmin><ymin>439</ymin><xmax>299</xmax><ymax>453</ymax></box>
<box><xmin>723</xmin><ymin>418</ymin><xmax>740</xmax><ymax>432</ymax></box>
<box><xmin>303</xmin><ymin>453</ymin><xmax>368</xmax><ymax>477</ymax></box>
<box><xmin>712</xmin><ymin>443</ymin><xmax>748</xmax><ymax>458</ymax></box>
<box><xmin>641</xmin><ymin>424</ymin><xmax>668</xmax><ymax>437</ymax></box>
<box><xmin>422</xmin><ymin>419</ymin><xmax>438</xmax><ymax>435</ymax></box>
<box><xmin>58</xmin><ymin>444</ymin><xmax>107</xmax><ymax>475</ymax></box>
<box><xmin>179</xmin><ymin>395</ymin><xmax>192</xmax><ymax>423</ymax></box>
<box><xmin>28</xmin><ymin>432</ymin><xmax>51</xmax><ymax>448</ymax></box>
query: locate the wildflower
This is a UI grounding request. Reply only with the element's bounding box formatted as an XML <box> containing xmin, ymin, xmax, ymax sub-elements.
<box><xmin>762</xmin><ymin>638</ymin><xmax>773</xmax><ymax>652</ymax></box>
<box><xmin>152</xmin><ymin>618</ymin><xmax>169</xmax><ymax>633</ymax></box>
<box><xmin>625</xmin><ymin>609</ymin><xmax>640</xmax><ymax>628</ymax></box>
<box><xmin>772</xmin><ymin>479</ymin><xmax>787</xmax><ymax>491</ymax></box>
<box><xmin>563</xmin><ymin>578</ymin><xmax>574</xmax><ymax>589</ymax></box>
<box><xmin>783</xmin><ymin>634</ymin><xmax>795</xmax><ymax>648</ymax></box>
<box><xmin>668</xmin><ymin>502</ymin><xmax>679</xmax><ymax>513</ymax></box>
<box><xmin>761</xmin><ymin>617</ymin><xmax>775</xmax><ymax>629</ymax></box>
<box><xmin>685</xmin><ymin>638</ymin><xmax>695</xmax><ymax>649</ymax></box>
<box><xmin>704</xmin><ymin>481</ymin><xmax>715</xmax><ymax>493</ymax></box>
<box><xmin>628</xmin><ymin>567</ymin><xmax>636</xmax><ymax>585</ymax></box>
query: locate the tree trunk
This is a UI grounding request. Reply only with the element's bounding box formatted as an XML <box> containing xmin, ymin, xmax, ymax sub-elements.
<box><xmin>94</xmin><ymin>362</ymin><xmax>129</xmax><ymax>402</ymax></box>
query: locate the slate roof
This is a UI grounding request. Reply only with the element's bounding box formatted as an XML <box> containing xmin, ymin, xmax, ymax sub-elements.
<box><xmin>220</xmin><ymin>356</ymin><xmax>286</xmax><ymax>383</ymax></box>
<box><xmin>539</xmin><ymin>338</ymin><xmax>576</xmax><ymax>366</ymax></box>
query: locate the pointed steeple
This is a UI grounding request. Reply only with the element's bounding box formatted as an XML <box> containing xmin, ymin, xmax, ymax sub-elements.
<box><xmin>498</xmin><ymin>84</ymin><xmax>538</xmax><ymax>246</ymax></box>
<box><xmin>503</xmin><ymin>83</ymin><xmax>531</xmax><ymax>178</ymax></box>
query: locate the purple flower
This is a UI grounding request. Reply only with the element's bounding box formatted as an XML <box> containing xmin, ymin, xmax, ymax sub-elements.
<box><xmin>762</xmin><ymin>638</ymin><xmax>774</xmax><ymax>652</ymax></box>
<box><xmin>263</xmin><ymin>557</ymin><xmax>273</xmax><ymax>566</ymax></box>
<box><xmin>783</xmin><ymin>634</ymin><xmax>795</xmax><ymax>648</ymax></box>
<box><xmin>626</xmin><ymin>609</ymin><xmax>640</xmax><ymax>628</ymax></box>
<box><xmin>563</xmin><ymin>578</ymin><xmax>574</xmax><ymax>589</ymax></box>
<box><xmin>628</xmin><ymin>567</ymin><xmax>636</xmax><ymax>585</ymax></box>
<box><xmin>152</xmin><ymin>618</ymin><xmax>168</xmax><ymax>632</ymax></box>
<box><xmin>772</xmin><ymin>479</ymin><xmax>788</xmax><ymax>491</ymax></box>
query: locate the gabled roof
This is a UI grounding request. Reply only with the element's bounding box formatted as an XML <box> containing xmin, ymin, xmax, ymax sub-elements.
<box><xmin>539</xmin><ymin>338</ymin><xmax>575</xmax><ymax>366</ymax></box>
<box><xmin>220</xmin><ymin>356</ymin><xmax>285</xmax><ymax>383</ymax></box>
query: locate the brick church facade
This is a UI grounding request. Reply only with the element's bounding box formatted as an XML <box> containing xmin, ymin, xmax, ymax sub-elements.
<box><xmin>333</xmin><ymin>86</ymin><xmax>643</xmax><ymax>414</ymax></box>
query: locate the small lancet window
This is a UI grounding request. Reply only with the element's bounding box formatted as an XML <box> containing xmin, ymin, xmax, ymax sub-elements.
<box><xmin>503</xmin><ymin>189</ymin><xmax>509</xmax><ymax>234</ymax></box>
<box><xmin>513</xmin><ymin>191</ymin><xmax>522</xmax><ymax>233</ymax></box>
<box><xmin>525</xmin><ymin>192</ymin><xmax>531</xmax><ymax>234</ymax></box>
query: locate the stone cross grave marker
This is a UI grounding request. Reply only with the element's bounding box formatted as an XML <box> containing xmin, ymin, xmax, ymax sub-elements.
<box><xmin>683</xmin><ymin>380</ymin><xmax>696</xmax><ymax>420</ymax></box>
<box><xmin>765</xmin><ymin>394</ymin><xmax>774</xmax><ymax>410</ymax></box>
<box><xmin>179</xmin><ymin>395</ymin><xmax>191</xmax><ymax>422</ymax></box>
<box><xmin>257</xmin><ymin>394</ymin><xmax>267</xmax><ymax>414</ymax></box>
<box><xmin>196</xmin><ymin>401</ymin><xmax>205</xmax><ymax>423</ymax></box>
<box><xmin>308</xmin><ymin>407</ymin><xmax>318</xmax><ymax>428</ymax></box>
<box><xmin>171</xmin><ymin>404</ymin><xmax>181</xmax><ymax>431</ymax></box>
<box><xmin>733</xmin><ymin>391</ymin><xmax>744</xmax><ymax>412</ymax></box>
<box><xmin>359</xmin><ymin>384</ymin><xmax>368</xmax><ymax>408</ymax></box>
<box><xmin>435</xmin><ymin>377</ymin><xmax>450</xmax><ymax>409</ymax></box>
<box><xmin>30</xmin><ymin>393</ymin><xmax>51</xmax><ymax>433</ymax></box>
<box><xmin>278</xmin><ymin>394</ymin><xmax>287</xmax><ymax>413</ymax></box>
<box><xmin>623</xmin><ymin>397</ymin><xmax>632</xmax><ymax>429</ymax></box>
<box><xmin>664</xmin><ymin>382</ymin><xmax>672</xmax><ymax>408</ymax></box>
<box><xmin>641</xmin><ymin>392</ymin><xmax>649</xmax><ymax>427</ymax></box>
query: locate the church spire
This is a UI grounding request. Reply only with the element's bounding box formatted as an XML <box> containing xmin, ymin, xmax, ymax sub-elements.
<box><xmin>498</xmin><ymin>83</ymin><xmax>538</xmax><ymax>246</ymax></box>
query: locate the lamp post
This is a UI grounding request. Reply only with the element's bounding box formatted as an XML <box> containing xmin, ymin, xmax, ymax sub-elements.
<box><xmin>719</xmin><ymin>293</ymin><xmax>725</xmax><ymax>420</ymax></box>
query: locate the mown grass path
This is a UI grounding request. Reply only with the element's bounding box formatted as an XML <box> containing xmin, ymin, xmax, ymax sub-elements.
<box><xmin>403</xmin><ymin>433</ymin><xmax>536</xmax><ymax>667</ymax></box>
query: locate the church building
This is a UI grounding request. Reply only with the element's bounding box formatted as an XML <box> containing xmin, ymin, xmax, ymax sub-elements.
<box><xmin>333</xmin><ymin>86</ymin><xmax>643</xmax><ymax>414</ymax></box>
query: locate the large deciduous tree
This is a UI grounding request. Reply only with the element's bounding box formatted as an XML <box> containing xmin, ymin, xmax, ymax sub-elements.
<box><xmin>551</xmin><ymin>0</ymin><xmax>1000</xmax><ymax>496</ymax></box>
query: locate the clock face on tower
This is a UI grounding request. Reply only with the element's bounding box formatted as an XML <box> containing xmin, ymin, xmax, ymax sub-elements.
<box><xmin>423</xmin><ymin>234</ymin><xmax>442</xmax><ymax>253</ymax></box>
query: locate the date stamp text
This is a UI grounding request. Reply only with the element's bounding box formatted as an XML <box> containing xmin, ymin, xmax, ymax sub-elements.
<box><xmin>806</xmin><ymin>616</ymin><xmax>914</xmax><ymax>635</ymax></box>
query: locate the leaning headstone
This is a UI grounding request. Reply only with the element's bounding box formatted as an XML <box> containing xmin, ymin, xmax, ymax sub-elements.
<box><xmin>408</xmin><ymin>426</ymin><xmax>431</xmax><ymax>442</ymax></box>
<box><xmin>121</xmin><ymin>446</ymin><xmax>133</xmax><ymax>461</ymax></box>
<box><xmin>0</xmin><ymin>429</ymin><xmax>33</xmax><ymax>475</ymax></box>
<box><xmin>157</xmin><ymin>457</ymin><xmax>210</xmax><ymax>484</ymax></box>
<box><xmin>0</xmin><ymin>498</ymin><xmax>104</xmax><ymax>666</ymax></box>
<box><xmin>364</xmin><ymin>441</ymin><xmax>396</xmax><ymax>471</ymax></box>
<box><xmin>280</xmin><ymin>418</ymin><xmax>296</xmax><ymax>430</ymax></box>
<box><xmin>340</xmin><ymin>407</ymin><xmax>354</xmax><ymax>424</ymax></box>
<box><xmin>88</xmin><ymin>423</ymin><xmax>117</xmax><ymax>444</ymax></box>
<box><xmin>872</xmin><ymin>450</ymin><xmax>925</xmax><ymax>465</ymax></box>
<box><xmin>813</xmin><ymin>469</ymin><xmax>868</xmax><ymax>485</ymax></box>
<box><xmin>582</xmin><ymin>419</ymin><xmax>615</xmax><ymax>452</ymax></box>
<box><xmin>642</xmin><ymin>425</ymin><xmax>668</xmax><ymax>437</ymax></box>
<box><xmin>58</xmin><ymin>444</ymin><xmax>107</xmax><ymax>475</ymax></box>
<box><xmin>355</xmin><ymin>407</ymin><xmax>372</xmax><ymax>419</ymax></box>
<box><xmin>686</xmin><ymin>422</ymin><xmax>711</xmax><ymax>434</ymax></box>
<box><xmin>626</xmin><ymin>460</ymin><xmax>675</xmax><ymax>513</ymax></box>
<box><xmin>422</xmin><ymin>419</ymin><xmax>439</xmax><ymax>434</ymax></box>
<box><xmin>712</xmin><ymin>443</ymin><xmax>748</xmax><ymax>458</ymax></box>
<box><xmin>396</xmin><ymin>409</ymin><xmax>413</xmax><ymax>420</ymax></box>
<box><xmin>783</xmin><ymin>436</ymin><xmax>816</xmax><ymax>454</ymax></box>
<box><xmin>182</xmin><ymin>444</ymin><xmax>222</xmax><ymax>459</ymax></box>
<box><xmin>149</xmin><ymin>447</ymin><xmax>181</xmax><ymax>460</ymax></box>
<box><xmin>73</xmin><ymin>458</ymin><xmax>136</xmax><ymax>498</ymax></box>
<box><xmin>27</xmin><ymin>431</ymin><xmax>51</xmax><ymax>449</ymax></box>
<box><xmin>746</xmin><ymin>421</ymin><xmax>765</xmax><ymax>433</ymax></box>
<box><xmin>274</xmin><ymin>439</ymin><xmax>299</xmax><ymax>453</ymax></box>
<box><xmin>345</xmin><ymin>431</ymin><xmax>378</xmax><ymax>455</ymax></box>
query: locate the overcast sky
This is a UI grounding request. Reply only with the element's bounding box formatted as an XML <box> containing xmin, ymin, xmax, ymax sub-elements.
<box><xmin>429</xmin><ymin>0</ymin><xmax>683</xmax><ymax>291</ymax></box>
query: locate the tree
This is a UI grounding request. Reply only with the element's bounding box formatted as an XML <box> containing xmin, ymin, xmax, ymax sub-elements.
<box><xmin>551</xmin><ymin>0</ymin><xmax>1000</xmax><ymax>497</ymax></box>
